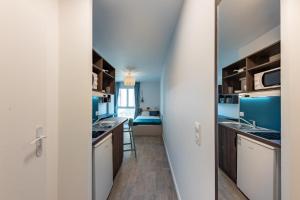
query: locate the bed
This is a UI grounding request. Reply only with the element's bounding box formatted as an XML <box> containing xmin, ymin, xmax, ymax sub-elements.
<box><xmin>133</xmin><ymin>116</ymin><xmax>162</xmax><ymax>136</ymax></box>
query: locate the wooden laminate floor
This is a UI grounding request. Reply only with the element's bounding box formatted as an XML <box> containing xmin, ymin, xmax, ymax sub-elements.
<box><xmin>108</xmin><ymin>136</ymin><xmax>178</xmax><ymax>200</ymax></box>
<box><xmin>218</xmin><ymin>169</ymin><xmax>247</xmax><ymax>200</ymax></box>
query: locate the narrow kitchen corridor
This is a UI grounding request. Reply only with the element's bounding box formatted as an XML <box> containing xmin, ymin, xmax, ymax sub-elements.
<box><xmin>108</xmin><ymin>136</ymin><xmax>178</xmax><ymax>200</ymax></box>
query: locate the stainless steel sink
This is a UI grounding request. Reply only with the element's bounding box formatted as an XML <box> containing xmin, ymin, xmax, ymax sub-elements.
<box><xmin>219</xmin><ymin>121</ymin><xmax>265</xmax><ymax>131</ymax></box>
<box><xmin>220</xmin><ymin>121</ymin><xmax>281</xmax><ymax>141</ymax></box>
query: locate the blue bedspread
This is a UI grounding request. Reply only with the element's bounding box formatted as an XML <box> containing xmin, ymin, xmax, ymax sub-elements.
<box><xmin>133</xmin><ymin>116</ymin><xmax>162</xmax><ymax>126</ymax></box>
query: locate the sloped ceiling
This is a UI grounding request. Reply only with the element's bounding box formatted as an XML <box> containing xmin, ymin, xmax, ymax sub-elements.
<box><xmin>93</xmin><ymin>0</ymin><xmax>183</xmax><ymax>81</ymax></box>
<box><xmin>219</xmin><ymin>0</ymin><xmax>280</xmax><ymax>66</ymax></box>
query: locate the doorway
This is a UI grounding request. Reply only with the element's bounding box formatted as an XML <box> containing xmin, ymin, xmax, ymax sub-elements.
<box><xmin>215</xmin><ymin>0</ymin><xmax>281</xmax><ymax>199</ymax></box>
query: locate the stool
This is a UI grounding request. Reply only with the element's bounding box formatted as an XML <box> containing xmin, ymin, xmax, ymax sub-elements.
<box><xmin>123</xmin><ymin>118</ymin><xmax>137</xmax><ymax>158</ymax></box>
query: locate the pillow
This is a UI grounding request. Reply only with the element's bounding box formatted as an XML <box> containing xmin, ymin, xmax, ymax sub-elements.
<box><xmin>149</xmin><ymin>111</ymin><xmax>160</xmax><ymax>116</ymax></box>
<box><xmin>141</xmin><ymin>111</ymin><xmax>150</xmax><ymax>116</ymax></box>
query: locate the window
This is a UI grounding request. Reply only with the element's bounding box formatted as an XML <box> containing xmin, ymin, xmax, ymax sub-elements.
<box><xmin>117</xmin><ymin>88</ymin><xmax>135</xmax><ymax>118</ymax></box>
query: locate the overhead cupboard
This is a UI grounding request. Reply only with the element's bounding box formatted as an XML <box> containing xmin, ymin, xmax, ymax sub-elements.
<box><xmin>222</xmin><ymin>41</ymin><xmax>281</xmax><ymax>95</ymax></box>
<box><xmin>92</xmin><ymin>49</ymin><xmax>116</xmax><ymax>96</ymax></box>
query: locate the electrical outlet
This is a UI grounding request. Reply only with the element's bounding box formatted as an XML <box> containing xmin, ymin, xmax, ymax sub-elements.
<box><xmin>240</xmin><ymin>112</ymin><xmax>244</xmax><ymax>117</ymax></box>
<box><xmin>95</xmin><ymin>111</ymin><xmax>99</xmax><ymax>116</ymax></box>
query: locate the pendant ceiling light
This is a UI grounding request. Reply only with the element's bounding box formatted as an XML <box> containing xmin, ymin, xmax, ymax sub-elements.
<box><xmin>124</xmin><ymin>72</ymin><xmax>135</xmax><ymax>86</ymax></box>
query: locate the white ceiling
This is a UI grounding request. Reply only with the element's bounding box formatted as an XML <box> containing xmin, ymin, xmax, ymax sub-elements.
<box><xmin>219</xmin><ymin>0</ymin><xmax>280</xmax><ymax>64</ymax></box>
<box><xmin>93</xmin><ymin>0</ymin><xmax>183</xmax><ymax>81</ymax></box>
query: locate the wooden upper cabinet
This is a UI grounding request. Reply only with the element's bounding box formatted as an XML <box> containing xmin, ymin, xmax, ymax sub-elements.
<box><xmin>221</xmin><ymin>41</ymin><xmax>281</xmax><ymax>94</ymax></box>
<box><xmin>92</xmin><ymin>49</ymin><xmax>115</xmax><ymax>95</ymax></box>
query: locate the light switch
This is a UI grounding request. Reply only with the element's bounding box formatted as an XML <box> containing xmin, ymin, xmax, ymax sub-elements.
<box><xmin>194</xmin><ymin>121</ymin><xmax>201</xmax><ymax>146</ymax></box>
<box><xmin>194</xmin><ymin>121</ymin><xmax>201</xmax><ymax>133</ymax></box>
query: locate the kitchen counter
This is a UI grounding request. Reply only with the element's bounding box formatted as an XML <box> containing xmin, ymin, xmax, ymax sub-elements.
<box><xmin>218</xmin><ymin>119</ymin><xmax>281</xmax><ymax>148</ymax></box>
<box><xmin>92</xmin><ymin>117</ymin><xmax>127</xmax><ymax>146</ymax></box>
<box><xmin>218</xmin><ymin>115</ymin><xmax>239</xmax><ymax>123</ymax></box>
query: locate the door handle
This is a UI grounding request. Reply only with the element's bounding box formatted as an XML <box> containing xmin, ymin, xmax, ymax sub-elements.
<box><xmin>30</xmin><ymin>135</ymin><xmax>47</xmax><ymax>145</ymax></box>
<box><xmin>30</xmin><ymin>126</ymin><xmax>46</xmax><ymax>157</ymax></box>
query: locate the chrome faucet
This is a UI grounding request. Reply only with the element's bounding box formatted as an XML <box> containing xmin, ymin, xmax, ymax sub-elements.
<box><xmin>239</xmin><ymin>117</ymin><xmax>256</xmax><ymax>128</ymax></box>
<box><xmin>92</xmin><ymin>118</ymin><xmax>101</xmax><ymax>126</ymax></box>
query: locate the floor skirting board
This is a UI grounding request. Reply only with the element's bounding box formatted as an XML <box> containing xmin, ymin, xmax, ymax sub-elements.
<box><xmin>163</xmin><ymin>135</ymin><xmax>182</xmax><ymax>200</ymax></box>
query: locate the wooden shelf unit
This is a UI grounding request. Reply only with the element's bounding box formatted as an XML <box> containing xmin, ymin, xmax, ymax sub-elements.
<box><xmin>222</xmin><ymin>41</ymin><xmax>281</xmax><ymax>94</ymax></box>
<box><xmin>92</xmin><ymin>49</ymin><xmax>116</xmax><ymax>95</ymax></box>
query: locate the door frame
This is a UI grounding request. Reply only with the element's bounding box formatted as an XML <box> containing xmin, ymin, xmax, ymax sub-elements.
<box><xmin>214</xmin><ymin>0</ymin><xmax>218</xmax><ymax>199</ymax></box>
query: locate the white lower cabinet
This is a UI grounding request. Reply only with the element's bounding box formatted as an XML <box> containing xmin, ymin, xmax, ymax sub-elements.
<box><xmin>93</xmin><ymin>133</ymin><xmax>113</xmax><ymax>200</ymax></box>
<box><xmin>237</xmin><ymin>134</ymin><xmax>280</xmax><ymax>200</ymax></box>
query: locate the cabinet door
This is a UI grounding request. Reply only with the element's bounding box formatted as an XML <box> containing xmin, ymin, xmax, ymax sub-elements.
<box><xmin>112</xmin><ymin>124</ymin><xmax>124</xmax><ymax>178</ymax></box>
<box><xmin>226</xmin><ymin>128</ymin><xmax>237</xmax><ymax>182</ymax></box>
<box><xmin>218</xmin><ymin>125</ymin><xmax>225</xmax><ymax>171</ymax></box>
<box><xmin>218</xmin><ymin>124</ymin><xmax>237</xmax><ymax>183</ymax></box>
<box><xmin>93</xmin><ymin>134</ymin><xmax>113</xmax><ymax>200</ymax></box>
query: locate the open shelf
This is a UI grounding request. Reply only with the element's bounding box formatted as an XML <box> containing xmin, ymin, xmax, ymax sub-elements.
<box><xmin>222</xmin><ymin>60</ymin><xmax>246</xmax><ymax>77</ymax></box>
<box><xmin>222</xmin><ymin>41</ymin><xmax>281</xmax><ymax>94</ymax></box>
<box><xmin>103</xmin><ymin>71</ymin><xmax>115</xmax><ymax>79</ymax></box>
<box><xmin>92</xmin><ymin>49</ymin><xmax>116</xmax><ymax>95</ymax></box>
<box><xmin>223</xmin><ymin>71</ymin><xmax>246</xmax><ymax>79</ymax></box>
<box><xmin>247</xmin><ymin>58</ymin><xmax>280</xmax><ymax>73</ymax></box>
<box><xmin>93</xmin><ymin>64</ymin><xmax>102</xmax><ymax>71</ymax></box>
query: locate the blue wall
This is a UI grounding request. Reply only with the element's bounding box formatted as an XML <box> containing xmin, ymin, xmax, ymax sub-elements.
<box><xmin>240</xmin><ymin>96</ymin><xmax>281</xmax><ymax>131</ymax></box>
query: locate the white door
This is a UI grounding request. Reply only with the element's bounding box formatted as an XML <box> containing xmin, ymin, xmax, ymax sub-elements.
<box><xmin>0</xmin><ymin>1</ymin><xmax>54</xmax><ymax>199</ymax></box>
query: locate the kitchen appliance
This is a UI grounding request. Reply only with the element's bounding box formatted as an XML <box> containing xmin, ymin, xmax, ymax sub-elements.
<box><xmin>102</xmin><ymin>95</ymin><xmax>111</xmax><ymax>103</ymax></box>
<box><xmin>106</xmin><ymin>87</ymin><xmax>111</xmax><ymax>94</ymax></box>
<box><xmin>240</xmin><ymin>77</ymin><xmax>247</xmax><ymax>92</ymax></box>
<box><xmin>237</xmin><ymin>134</ymin><xmax>280</xmax><ymax>200</ymax></box>
<box><xmin>93</xmin><ymin>133</ymin><xmax>113</xmax><ymax>200</ymax></box>
<box><xmin>228</xmin><ymin>86</ymin><xmax>234</xmax><ymax>94</ymax></box>
<box><xmin>233</xmin><ymin>67</ymin><xmax>245</xmax><ymax>73</ymax></box>
<box><xmin>254</xmin><ymin>68</ymin><xmax>280</xmax><ymax>90</ymax></box>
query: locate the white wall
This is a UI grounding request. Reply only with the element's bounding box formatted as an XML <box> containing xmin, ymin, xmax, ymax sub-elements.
<box><xmin>161</xmin><ymin>0</ymin><xmax>215</xmax><ymax>199</ymax></box>
<box><xmin>281</xmin><ymin>1</ymin><xmax>300</xmax><ymax>199</ymax></box>
<box><xmin>239</xmin><ymin>25</ymin><xmax>280</xmax><ymax>58</ymax></box>
<box><xmin>140</xmin><ymin>81</ymin><xmax>160</xmax><ymax>110</ymax></box>
<box><xmin>58</xmin><ymin>1</ymin><xmax>92</xmax><ymax>200</ymax></box>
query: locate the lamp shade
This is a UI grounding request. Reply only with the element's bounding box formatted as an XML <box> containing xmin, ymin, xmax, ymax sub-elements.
<box><xmin>124</xmin><ymin>73</ymin><xmax>135</xmax><ymax>86</ymax></box>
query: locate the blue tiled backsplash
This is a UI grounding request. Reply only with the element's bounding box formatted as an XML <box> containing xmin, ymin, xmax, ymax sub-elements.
<box><xmin>240</xmin><ymin>96</ymin><xmax>281</xmax><ymax>131</ymax></box>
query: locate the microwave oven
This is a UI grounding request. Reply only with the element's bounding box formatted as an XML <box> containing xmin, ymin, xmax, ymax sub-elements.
<box><xmin>254</xmin><ymin>67</ymin><xmax>280</xmax><ymax>90</ymax></box>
